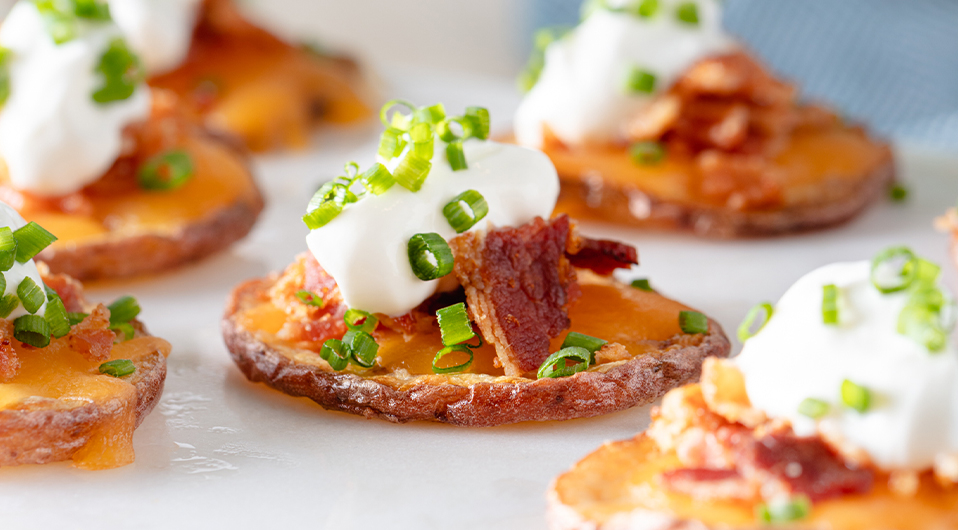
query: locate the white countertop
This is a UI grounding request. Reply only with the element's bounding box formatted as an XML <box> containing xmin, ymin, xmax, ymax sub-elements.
<box><xmin>0</xmin><ymin>68</ymin><xmax>956</xmax><ymax>530</ymax></box>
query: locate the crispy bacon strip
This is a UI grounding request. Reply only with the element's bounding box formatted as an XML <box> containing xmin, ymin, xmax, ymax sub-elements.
<box><xmin>566</xmin><ymin>237</ymin><xmax>638</xmax><ymax>276</ymax></box>
<box><xmin>276</xmin><ymin>254</ymin><xmax>347</xmax><ymax>344</ymax></box>
<box><xmin>450</xmin><ymin>216</ymin><xmax>579</xmax><ymax>376</ymax></box>
<box><xmin>68</xmin><ymin>304</ymin><xmax>115</xmax><ymax>362</ymax></box>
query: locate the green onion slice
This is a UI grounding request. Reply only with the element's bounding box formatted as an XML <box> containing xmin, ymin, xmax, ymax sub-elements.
<box><xmin>633</xmin><ymin>0</ymin><xmax>660</xmax><ymax>18</ymax></box>
<box><xmin>394</xmin><ymin>154</ymin><xmax>432</xmax><ymax>192</ymax></box>
<box><xmin>560</xmin><ymin>331</ymin><xmax>607</xmax><ymax>364</ymax></box>
<box><xmin>92</xmin><ymin>37</ymin><xmax>143</xmax><ymax>104</ymax></box>
<box><xmin>44</xmin><ymin>291</ymin><xmax>71</xmax><ymax>339</ymax></box>
<box><xmin>13</xmin><ymin>221</ymin><xmax>57</xmax><ymax>264</ymax></box>
<box><xmin>437</xmin><ymin>117</ymin><xmax>467</xmax><ymax>143</ymax></box>
<box><xmin>822</xmin><ymin>284</ymin><xmax>839</xmax><ymax>325</ymax></box>
<box><xmin>630</xmin><ymin>278</ymin><xmax>653</xmax><ymax>291</ymax></box>
<box><xmin>111</xmin><ymin>322</ymin><xmax>135</xmax><ymax>342</ymax></box>
<box><xmin>413</xmin><ymin>103</ymin><xmax>446</xmax><ymax>126</ymax></box>
<box><xmin>679</xmin><ymin>310</ymin><xmax>708</xmax><ymax>334</ymax></box>
<box><xmin>629</xmin><ymin>141</ymin><xmax>665</xmax><ymax>165</ymax></box>
<box><xmin>442</xmin><ymin>190</ymin><xmax>488</xmax><ymax>233</ymax></box>
<box><xmin>344</xmin><ymin>308</ymin><xmax>378</xmax><ymax>334</ymax></box>
<box><xmin>360</xmin><ymin>163</ymin><xmax>395</xmax><ymax>196</ymax></box>
<box><xmin>13</xmin><ymin>314</ymin><xmax>50</xmax><ymax>348</ymax></box>
<box><xmin>319</xmin><ymin>338</ymin><xmax>349</xmax><ymax>371</ymax></box>
<box><xmin>432</xmin><ymin>344</ymin><xmax>474</xmax><ymax>374</ymax></box>
<box><xmin>295</xmin><ymin>290</ymin><xmax>325</xmax><ymax>308</ymax></box>
<box><xmin>302</xmin><ymin>197</ymin><xmax>343</xmax><ymax>230</ymax></box>
<box><xmin>377</xmin><ymin>126</ymin><xmax>408</xmax><ymax>159</ymax></box>
<box><xmin>446</xmin><ymin>141</ymin><xmax>467</xmax><ymax>171</ymax></box>
<box><xmin>464</xmin><ymin>107</ymin><xmax>490</xmax><ymax>140</ymax></box>
<box><xmin>379</xmin><ymin>99</ymin><xmax>417</xmax><ymax>128</ymax></box>
<box><xmin>840</xmin><ymin>379</ymin><xmax>871</xmax><ymax>413</ymax></box>
<box><xmin>898</xmin><ymin>303</ymin><xmax>948</xmax><ymax>352</ymax></box>
<box><xmin>107</xmin><ymin>296</ymin><xmax>140</xmax><ymax>324</ymax></box>
<box><xmin>345</xmin><ymin>330</ymin><xmax>378</xmax><ymax>368</ymax></box>
<box><xmin>623</xmin><ymin>66</ymin><xmax>657</xmax><ymax>94</ymax></box>
<box><xmin>737</xmin><ymin>302</ymin><xmax>774</xmax><ymax>342</ymax></box>
<box><xmin>0</xmin><ymin>47</ymin><xmax>11</xmax><ymax>107</ymax></box>
<box><xmin>676</xmin><ymin>2</ymin><xmax>699</xmax><ymax>25</ymax></box>
<box><xmin>99</xmin><ymin>359</ymin><xmax>137</xmax><ymax>377</ymax></box>
<box><xmin>409</xmin><ymin>122</ymin><xmax>435</xmax><ymax>160</ymax></box>
<box><xmin>0</xmin><ymin>226</ymin><xmax>16</xmax><ymax>271</ymax></box>
<box><xmin>436</xmin><ymin>303</ymin><xmax>475</xmax><ymax>347</ymax></box>
<box><xmin>138</xmin><ymin>150</ymin><xmax>194</xmax><ymax>191</ymax></box>
<box><xmin>537</xmin><ymin>346</ymin><xmax>592</xmax><ymax>379</ymax></box>
<box><xmin>889</xmin><ymin>184</ymin><xmax>908</xmax><ymax>202</ymax></box>
<box><xmin>0</xmin><ymin>294</ymin><xmax>18</xmax><ymax>318</ymax></box>
<box><xmin>67</xmin><ymin>312</ymin><xmax>89</xmax><ymax>326</ymax></box>
<box><xmin>17</xmin><ymin>277</ymin><xmax>44</xmax><ymax>314</ymax></box>
<box><xmin>870</xmin><ymin>246</ymin><xmax>917</xmax><ymax>293</ymax></box>
<box><xmin>407</xmin><ymin>233</ymin><xmax>454</xmax><ymax>281</ymax></box>
<box><xmin>797</xmin><ymin>397</ymin><xmax>830</xmax><ymax>419</ymax></box>
<box><xmin>755</xmin><ymin>496</ymin><xmax>810</xmax><ymax>523</ymax></box>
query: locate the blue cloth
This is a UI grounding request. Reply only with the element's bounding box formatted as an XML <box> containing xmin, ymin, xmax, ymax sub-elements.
<box><xmin>525</xmin><ymin>0</ymin><xmax>958</xmax><ymax>150</ymax></box>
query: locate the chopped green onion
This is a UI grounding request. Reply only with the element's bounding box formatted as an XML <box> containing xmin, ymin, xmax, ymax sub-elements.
<box><xmin>409</xmin><ymin>122</ymin><xmax>435</xmax><ymax>159</ymax></box>
<box><xmin>413</xmin><ymin>103</ymin><xmax>446</xmax><ymax>125</ymax></box>
<box><xmin>0</xmin><ymin>47</ymin><xmax>9</xmax><ymax>108</ymax></box>
<box><xmin>676</xmin><ymin>2</ymin><xmax>699</xmax><ymax>25</ymax></box>
<box><xmin>632</xmin><ymin>0</ymin><xmax>660</xmax><ymax>18</ymax></box>
<box><xmin>295</xmin><ymin>290</ymin><xmax>325</xmax><ymax>308</ymax></box>
<box><xmin>67</xmin><ymin>312</ymin><xmax>88</xmax><ymax>326</ymax></box>
<box><xmin>13</xmin><ymin>221</ymin><xmax>57</xmax><ymax>263</ymax></box>
<box><xmin>138</xmin><ymin>150</ymin><xmax>194</xmax><ymax>191</ymax></box>
<box><xmin>107</xmin><ymin>296</ymin><xmax>140</xmax><ymax>324</ymax></box>
<box><xmin>437</xmin><ymin>118</ymin><xmax>467</xmax><ymax>143</ymax></box>
<box><xmin>432</xmin><ymin>344</ymin><xmax>474</xmax><ymax>374</ymax></box>
<box><xmin>44</xmin><ymin>291</ymin><xmax>71</xmax><ymax>338</ymax></box>
<box><xmin>755</xmin><ymin>496</ymin><xmax>810</xmax><ymax>524</ymax></box>
<box><xmin>898</xmin><ymin>303</ymin><xmax>947</xmax><ymax>352</ymax></box>
<box><xmin>446</xmin><ymin>141</ymin><xmax>467</xmax><ymax>171</ymax></box>
<box><xmin>319</xmin><ymin>338</ymin><xmax>349</xmax><ymax>371</ymax></box>
<box><xmin>464</xmin><ymin>107</ymin><xmax>490</xmax><ymax>140</ymax></box>
<box><xmin>517</xmin><ymin>27</ymin><xmax>569</xmax><ymax>92</ymax></box>
<box><xmin>679</xmin><ymin>310</ymin><xmax>708</xmax><ymax>334</ymax></box>
<box><xmin>623</xmin><ymin>66</ymin><xmax>657</xmax><ymax>94</ymax></box>
<box><xmin>302</xmin><ymin>200</ymin><xmax>342</xmax><ymax>230</ymax></box>
<box><xmin>360</xmin><ymin>163</ymin><xmax>395</xmax><ymax>196</ymax></box>
<box><xmin>889</xmin><ymin>184</ymin><xmax>908</xmax><ymax>202</ymax></box>
<box><xmin>99</xmin><ymin>359</ymin><xmax>136</xmax><ymax>377</ymax></box>
<box><xmin>910</xmin><ymin>258</ymin><xmax>941</xmax><ymax>285</ymax></box>
<box><xmin>537</xmin><ymin>346</ymin><xmax>592</xmax><ymax>379</ymax></box>
<box><xmin>394</xmin><ymin>154</ymin><xmax>432</xmax><ymax>192</ymax></box>
<box><xmin>345</xmin><ymin>330</ymin><xmax>379</xmax><ymax>368</ymax></box>
<box><xmin>92</xmin><ymin>37</ymin><xmax>142</xmax><ymax>104</ymax></box>
<box><xmin>870</xmin><ymin>246</ymin><xmax>917</xmax><ymax>294</ymax></box>
<box><xmin>0</xmin><ymin>272</ymin><xmax>5</xmax><ymax>295</ymax></box>
<box><xmin>797</xmin><ymin>397</ymin><xmax>830</xmax><ymax>419</ymax></box>
<box><xmin>630</xmin><ymin>278</ymin><xmax>653</xmax><ymax>291</ymax></box>
<box><xmin>378</xmin><ymin>99</ymin><xmax>416</xmax><ymax>128</ymax></box>
<box><xmin>111</xmin><ymin>322</ymin><xmax>135</xmax><ymax>342</ymax></box>
<box><xmin>0</xmin><ymin>226</ymin><xmax>16</xmax><ymax>271</ymax></box>
<box><xmin>13</xmin><ymin>314</ymin><xmax>50</xmax><ymax>348</ymax></box>
<box><xmin>344</xmin><ymin>308</ymin><xmax>378</xmax><ymax>334</ymax></box>
<box><xmin>407</xmin><ymin>233</ymin><xmax>454</xmax><ymax>281</ymax></box>
<box><xmin>17</xmin><ymin>277</ymin><xmax>44</xmax><ymax>314</ymax></box>
<box><xmin>377</xmin><ymin>126</ymin><xmax>408</xmax><ymax>159</ymax></box>
<box><xmin>72</xmin><ymin>0</ymin><xmax>112</xmax><ymax>21</ymax></box>
<box><xmin>737</xmin><ymin>302</ymin><xmax>774</xmax><ymax>342</ymax></box>
<box><xmin>629</xmin><ymin>141</ymin><xmax>665</xmax><ymax>165</ymax></box>
<box><xmin>0</xmin><ymin>294</ymin><xmax>18</xmax><ymax>318</ymax></box>
<box><xmin>840</xmin><ymin>379</ymin><xmax>871</xmax><ymax>413</ymax></box>
<box><xmin>436</xmin><ymin>303</ymin><xmax>475</xmax><ymax>347</ymax></box>
<box><xmin>442</xmin><ymin>190</ymin><xmax>489</xmax><ymax>233</ymax></box>
<box><xmin>560</xmin><ymin>331</ymin><xmax>607</xmax><ymax>364</ymax></box>
<box><xmin>822</xmin><ymin>284</ymin><xmax>839</xmax><ymax>325</ymax></box>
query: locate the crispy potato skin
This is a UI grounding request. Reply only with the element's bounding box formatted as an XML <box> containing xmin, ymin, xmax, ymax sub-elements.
<box><xmin>556</xmin><ymin>147</ymin><xmax>894</xmax><ymax>238</ymax></box>
<box><xmin>0</xmin><ymin>325</ymin><xmax>166</xmax><ymax>467</ymax></box>
<box><xmin>222</xmin><ymin>277</ymin><xmax>731</xmax><ymax>427</ymax></box>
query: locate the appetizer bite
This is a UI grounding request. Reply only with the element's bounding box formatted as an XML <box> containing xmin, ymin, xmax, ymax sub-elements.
<box><xmin>117</xmin><ymin>0</ymin><xmax>370</xmax><ymax>151</ymax></box>
<box><xmin>514</xmin><ymin>0</ymin><xmax>894</xmax><ymax>237</ymax></box>
<box><xmin>0</xmin><ymin>0</ymin><xmax>263</xmax><ymax>280</ymax></box>
<box><xmin>0</xmin><ymin>206</ymin><xmax>169</xmax><ymax>469</ymax></box>
<box><xmin>222</xmin><ymin>101</ymin><xmax>730</xmax><ymax>426</ymax></box>
<box><xmin>549</xmin><ymin>247</ymin><xmax>957</xmax><ymax>528</ymax></box>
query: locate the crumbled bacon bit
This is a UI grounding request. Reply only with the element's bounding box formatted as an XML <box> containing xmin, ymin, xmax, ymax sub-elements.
<box><xmin>565</xmin><ymin>227</ymin><xmax>639</xmax><ymax>276</ymax></box>
<box><xmin>0</xmin><ymin>319</ymin><xmax>18</xmax><ymax>382</ymax></box>
<box><xmin>67</xmin><ymin>304</ymin><xmax>115</xmax><ymax>362</ymax></box>
<box><xmin>594</xmin><ymin>343</ymin><xmax>631</xmax><ymax>364</ymax></box>
<box><xmin>40</xmin><ymin>269</ymin><xmax>86</xmax><ymax>313</ymax></box>
<box><xmin>450</xmin><ymin>216</ymin><xmax>579</xmax><ymax>376</ymax></box>
<box><xmin>271</xmin><ymin>254</ymin><xmax>347</xmax><ymax>344</ymax></box>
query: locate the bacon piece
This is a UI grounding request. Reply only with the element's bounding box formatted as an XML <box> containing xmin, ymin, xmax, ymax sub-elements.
<box><xmin>68</xmin><ymin>304</ymin><xmax>115</xmax><ymax>362</ymax></box>
<box><xmin>565</xmin><ymin>236</ymin><xmax>638</xmax><ymax>276</ymax></box>
<box><xmin>40</xmin><ymin>270</ymin><xmax>86</xmax><ymax>313</ymax></box>
<box><xmin>279</xmin><ymin>254</ymin><xmax>347</xmax><ymax>344</ymax></box>
<box><xmin>0</xmin><ymin>319</ymin><xmax>17</xmax><ymax>381</ymax></box>
<box><xmin>450</xmin><ymin>216</ymin><xmax>579</xmax><ymax>376</ymax></box>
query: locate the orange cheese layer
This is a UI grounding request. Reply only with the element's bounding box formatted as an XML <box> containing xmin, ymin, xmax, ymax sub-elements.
<box><xmin>25</xmin><ymin>133</ymin><xmax>257</xmax><ymax>246</ymax></box>
<box><xmin>0</xmin><ymin>336</ymin><xmax>171</xmax><ymax>469</ymax></box>
<box><xmin>547</xmin><ymin>126</ymin><xmax>889</xmax><ymax>214</ymax></box>
<box><xmin>150</xmin><ymin>34</ymin><xmax>368</xmax><ymax>151</ymax></box>
<box><xmin>555</xmin><ymin>436</ymin><xmax>958</xmax><ymax>530</ymax></box>
<box><xmin>240</xmin><ymin>278</ymin><xmax>691</xmax><ymax>377</ymax></box>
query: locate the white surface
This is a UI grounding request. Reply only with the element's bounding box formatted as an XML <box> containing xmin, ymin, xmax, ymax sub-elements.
<box><xmin>0</xmin><ymin>69</ymin><xmax>956</xmax><ymax>530</ymax></box>
<box><xmin>737</xmin><ymin>260</ymin><xmax>958</xmax><ymax>472</ymax></box>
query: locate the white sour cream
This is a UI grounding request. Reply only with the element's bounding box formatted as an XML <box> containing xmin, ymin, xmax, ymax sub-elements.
<box><xmin>108</xmin><ymin>0</ymin><xmax>202</xmax><ymax>75</ymax></box>
<box><xmin>0</xmin><ymin>1</ymin><xmax>151</xmax><ymax>197</ymax></box>
<box><xmin>306</xmin><ymin>139</ymin><xmax>560</xmax><ymax>316</ymax></box>
<box><xmin>514</xmin><ymin>0</ymin><xmax>733</xmax><ymax>148</ymax></box>
<box><xmin>0</xmin><ymin>201</ymin><xmax>46</xmax><ymax>318</ymax></box>
<box><xmin>736</xmin><ymin>261</ymin><xmax>958</xmax><ymax>472</ymax></box>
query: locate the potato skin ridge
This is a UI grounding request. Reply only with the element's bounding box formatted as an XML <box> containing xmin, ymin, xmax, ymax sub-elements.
<box><xmin>222</xmin><ymin>278</ymin><xmax>731</xmax><ymax>427</ymax></box>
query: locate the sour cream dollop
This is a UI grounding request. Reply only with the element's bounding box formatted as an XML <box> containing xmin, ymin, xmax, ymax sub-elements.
<box><xmin>108</xmin><ymin>0</ymin><xmax>202</xmax><ymax>75</ymax></box>
<box><xmin>306</xmin><ymin>140</ymin><xmax>559</xmax><ymax>316</ymax></box>
<box><xmin>736</xmin><ymin>261</ymin><xmax>958</xmax><ymax>472</ymax></box>
<box><xmin>0</xmin><ymin>201</ymin><xmax>46</xmax><ymax>318</ymax></box>
<box><xmin>514</xmin><ymin>0</ymin><xmax>733</xmax><ymax>148</ymax></box>
<box><xmin>0</xmin><ymin>1</ymin><xmax>151</xmax><ymax>197</ymax></box>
